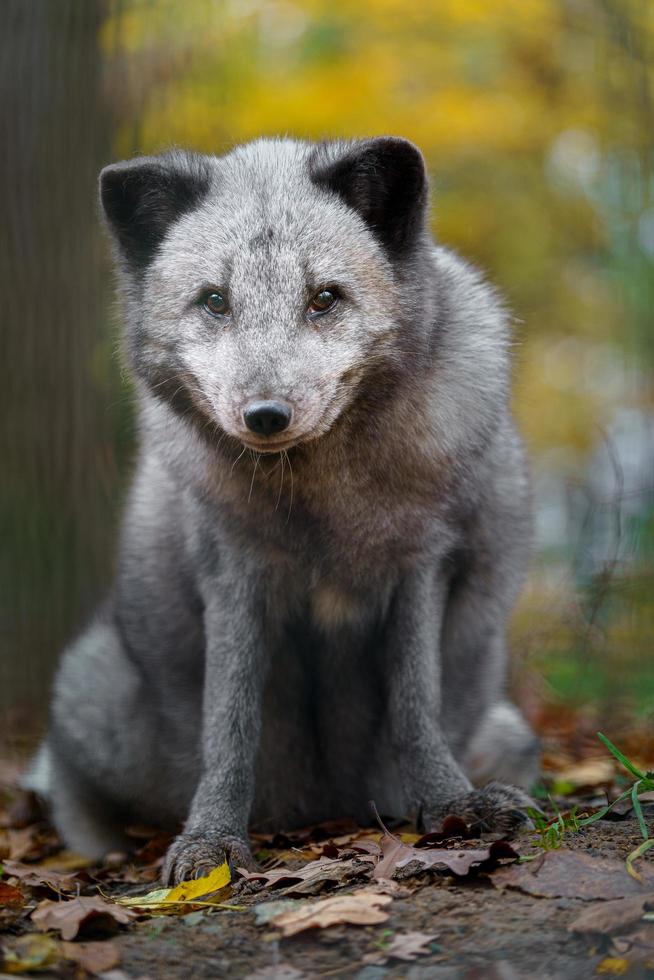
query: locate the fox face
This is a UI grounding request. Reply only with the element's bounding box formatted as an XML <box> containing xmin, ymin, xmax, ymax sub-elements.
<box><xmin>101</xmin><ymin>138</ymin><xmax>430</xmax><ymax>452</ymax></box>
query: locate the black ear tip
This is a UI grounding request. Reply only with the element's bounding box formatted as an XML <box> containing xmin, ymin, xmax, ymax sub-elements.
<box><xmin>369</xmin><ymin>135</ymin><xmax>425</xmax><ymax>157</ymax></box>
<box><xmin>98</xmin><ymin>163</ymin><xmax>122</xmax><ymax>205</ymax></box>
<box><xmin>98</xmin><ymin>157</ymin><xmax>154</xmax><ymax>199</ymax></box>
<box><xmin>371</xmin><ymin>136</ymin><xmax>427</xmax><ymax>175</ymax></box>
<box><xmin>377</xmin><ymin>135</ymin><xmax>421</xmax><ymax>151</ymax></box>
<box><xmin>99</xmin><ymin>160</ymin><xmax>138</xmax><ymax>217</ymax></box>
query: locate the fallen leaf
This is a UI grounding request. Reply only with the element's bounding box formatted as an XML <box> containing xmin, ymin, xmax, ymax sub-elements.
<box><xmin>1</xmin><ymin>826</ymin><xmax>38</xmax><ymax>861</ymax></box>
<box><xmin>117</xmin><ymin>861</ymin><xmax>231</xmax><ymax>912</ymax></box>
<box><xmin>239</xmin><ymin>856</ymin><xmax>375</xmax><ymax>895</ymax></box>
<box><xmin>0</xmin><ymin>823</ymin><xmax>62</xmax><ymax>863</ymax></box>
<box><xmin>569</xmin><ymin>894</ymin><xmax>654</xmax><ymax>935</ymax></box>
<box><xmin>350</xmin><ymin>839</ymin><xmax>384</xmax><ymax>857</ymax></box>
<box><xmin>365</xmin><ymin>930</ymin><xmax>438</xmax><ymax>964</ymax></box>
<box><xmin>1</xmin><ymin>934</ymin><xmax>61</xmax><ymax>974</ymax></box>
<box><xmin>493</xmin><ymin>849</ymin><xmax>654</xmax><ymax>901</ymax></box>
<box><xmin>2</xmin><ymin>859</ymin><xmax>79</xmax><ymax>893</ymax></box>
<box><xmin>255</xmin><ymin>818</ymin><xmax>361</xmax><ymax>850</ymax></box>
<box><xmin>372</xmin><ymin>832</ymin><xmax>414</xmax><ymax>879</ymax></box>
<box><xmin>373</xmin><ymin>831</ymin><xmax>516</xmax><ymax>880</ymax></box>
<box><xmin>38</xmin><ymin>849</ymin><xmax>94</xmax><ymax>871</ymax></box>
<box><xmin>61</xmin><ymin>939</ymin><xmax>121</xmax><ymax>975</ymax></box>
<box><xmin>414</xmin><ymin>815</ymin><xmax>472</xmax><ymax>846</ymax></box>
<box><xmin>0</xmin><ymin>881</ymin><xmax>25</xmax><ymax>908</ymax></box>
<box><xmin>266</xmin><ymin>890</ymin><xmax>393</xmax><ymax>937</ymax></box>
<box><xmin>31</xmin><ymin>895</ymin><xmax>136</xmax><ymax>940</ymax></box>
<box><xmin>596</xmin><ymin>957</ymin><xmax>630</xmax><ymax>975</ymax></box>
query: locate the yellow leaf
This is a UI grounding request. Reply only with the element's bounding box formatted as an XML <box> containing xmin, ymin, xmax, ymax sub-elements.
<box><xmin>2</xmin><ymin>934</ymin><xmax>61</xmax><ymax>974</ymax></box>
<box><xmin>117</xmin><ymin>862</ymin><xmax>231</xmax><ymax>912</ymax></box>
<box><xmin>597</xmin><ymin>958</ymin><xmax>630</xmax><ymax>976</ymax></box>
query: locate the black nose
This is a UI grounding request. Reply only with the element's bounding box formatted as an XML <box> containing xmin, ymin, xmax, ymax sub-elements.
<box><xmin>243</xmin><ymin>400</ymin><xmax>292</xmax><ymax>437</ymax></box>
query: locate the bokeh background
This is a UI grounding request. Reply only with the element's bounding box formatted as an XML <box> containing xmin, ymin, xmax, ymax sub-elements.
<box><xmin>2</xmin><ymin>0</ymin><xmax>652</xmax><ymax>753</ymax></box>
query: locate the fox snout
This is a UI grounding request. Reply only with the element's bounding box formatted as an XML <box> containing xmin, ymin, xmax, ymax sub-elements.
<box><xmin>242</xmin><ymin>399</ymin><xmax>293</xmax><ymax>437</ymax></box>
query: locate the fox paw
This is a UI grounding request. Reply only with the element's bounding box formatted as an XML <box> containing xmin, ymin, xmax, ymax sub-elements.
<box><xmin>161</xmin><ymin>830</ymin><xmax>255</xmax><ymax>885</ymax></box>
<box><xmin>425</xmin><ymin>781</ymin><xmax>537</xmax><ymax>837</ymax></box>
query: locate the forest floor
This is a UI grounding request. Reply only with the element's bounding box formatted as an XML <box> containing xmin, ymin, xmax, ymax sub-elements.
<box><xmin>2</xmin><ymin>716</ymin><xmax>654</xmax><ymax>980</ymax></box>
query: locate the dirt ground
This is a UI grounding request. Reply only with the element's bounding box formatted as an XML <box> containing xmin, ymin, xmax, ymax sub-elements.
<box><xmin>2</xmin><ymin>733</ymin><xmax>654</xmax><ymax>979</ymax></box>
<box><xmin>108</xmin><ymin>817</ymin><xmax>653</xmax><ymax>980</ymax></box>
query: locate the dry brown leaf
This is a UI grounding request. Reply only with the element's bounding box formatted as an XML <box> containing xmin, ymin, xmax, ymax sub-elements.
<box><xmin>373</xmin><ymin>832</ymin><xmax>414</xmax><ymax>879</ymax></box>
<box><xmin>238</xmin><ymin>856</ymin><xmax>343</xmax><ymax>886</ymax></box>
<box><xmin>267</xmin><ymin>890</ymin><xmax>393</xmax><ymax>937</ymax></box>
<box><xmin>61</xmin><ymin>939</ymin><xmax>121</xmax><ymax>975</ymax></box>
<box><xmin>385</xmin><ymin>930</ymin><xmax>438</xmax><ymax>961</ymax></box>
<box><xmin>373</xmin><ymin>831</ymin><xmax>517</xmax><ymax>880</ymax></box>
<box><xmin>252</xmin><ymin>818</ymin><xmax>361</xmax><ymax>850</ymax></box>
<box><xmin>2</xmin><ymin>858</ymin><xmax>79</xmax><ymax>893</ymax></box>
<box><xmin>1</xmin><ymin>826</ymin><xmax>38</xmax><ymax>861</ymax></box>
<box><xmin>350</xmin><ymin>839</ymin><xmax>384</xmax><ymax>857</ymax></box>
<box><xmin>239</xmin><ymin>855</ymin><xmax>375</xmax><ymax>895</ymax></box>
<box><xmin>31</xmin><ymin>895</ymin><xmax>136</xmax><ymax>940</ymax></box>
<box><xmin>365</xmin><ymin>930</ymin><xmax>438</xmax><ymax>964</ymax></box>
<box><xmin>493</xmin><ymin>850</ymin><xmax>654</xmax><ymax>901</ymax></box>
<box><xmin>414</xmin><ymin>816</ymin><xmax>472</xmax><ymax>846</ymax></box>
<box><xmin>38</xmin><ymin>849</ymin><xmax>94</xmax><ymax>871</ymax></box>
<box><xmin>569</xmin><ymin>894</ymin><xmax>654</xmax><ymax>935</ymax></box>
<box><xmin>0</xmin><ymin>822</ymin><xmax>62</xmax><ymax>863</ymax></box>
<box><xmin>0</xmin><ymin>881</ymin><xmax>25</xmax><ymax>908</ymax></box>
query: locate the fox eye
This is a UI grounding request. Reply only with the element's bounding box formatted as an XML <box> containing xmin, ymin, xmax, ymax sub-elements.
<box><xmin>308</xmin><ymin>288</ymin><xmax>338</xmax><ymax>316</ymax></box>
<box><xmin>202</xmin><ymin>291</ymin><xmax>229</xmax><ymax>317</ymax></box>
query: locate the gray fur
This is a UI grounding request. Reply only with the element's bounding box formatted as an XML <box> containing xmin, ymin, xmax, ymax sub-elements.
<box><xmin>32</xmin><ymin>137</ymin><xmax>539</xmax><ymax>882</ymax></box>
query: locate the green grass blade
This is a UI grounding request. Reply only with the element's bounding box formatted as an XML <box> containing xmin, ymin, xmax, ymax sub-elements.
<box><xmin>577</xmin><ymin>787</ymin><xmax>633</xmax><ymax>827</ymax></box>
<box><xmin>631</xmin><ymin>781</ymin><xmax>650</xmax><ymax>841</ymax></box>
<box><xmin>597</xmin><ymin>732</ymin><xmax>646</xmax><ymax>780</ymax></box>
<box><xmin>527</xmin><ymin>807</ymin><xmax>547</xmax><ymax>831</ymax></box>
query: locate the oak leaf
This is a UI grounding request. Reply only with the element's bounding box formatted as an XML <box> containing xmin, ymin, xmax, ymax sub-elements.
<box><xmin>267</xmin><ymin>890</ymin><xmax>392</xmax><ymax>937</ymax></box>
<box><xmin>31</xmin><ymin>895</ymin><xmax>135</xmax><ymax>940</ymax></box>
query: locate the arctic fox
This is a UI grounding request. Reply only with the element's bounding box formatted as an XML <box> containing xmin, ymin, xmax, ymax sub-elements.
<box><xmin>27</xmin><ymin>137</ymin><xmax>538</xmax><ymax>882</ymax></box>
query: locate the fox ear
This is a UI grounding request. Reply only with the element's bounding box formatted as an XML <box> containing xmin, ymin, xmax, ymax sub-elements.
<box><xmin>310</xmin><ymin>137</ymin><xmax>429</xmax><ymax>257</ymax></box>
<box><xmin>99</xmin><ymin>152</ymin><xmax>211</xmax><ymax>269</ymax></box>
